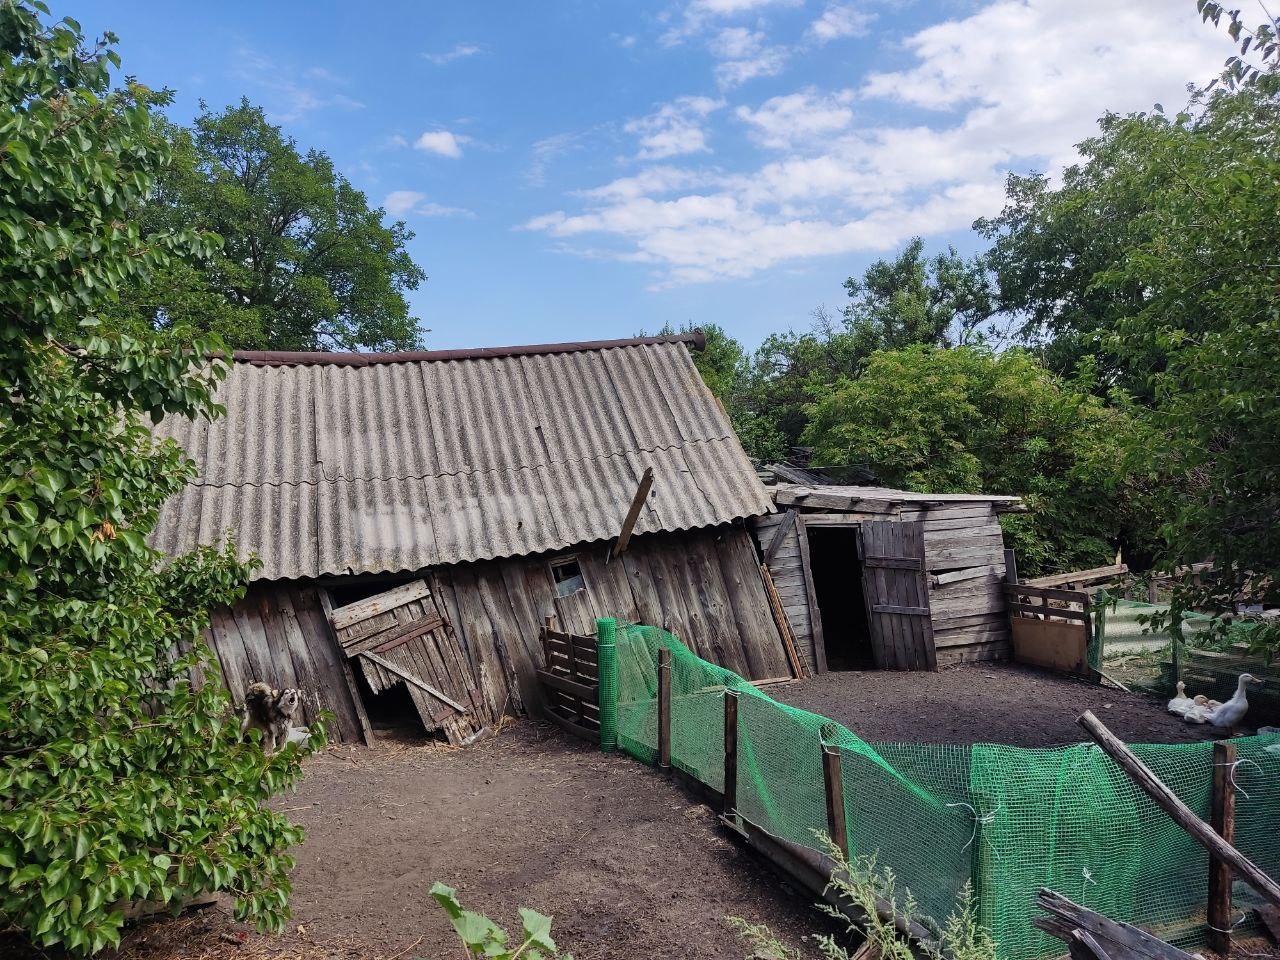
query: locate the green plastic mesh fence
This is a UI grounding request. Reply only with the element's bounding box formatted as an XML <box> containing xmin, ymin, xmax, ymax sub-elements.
<box><xmin>610</xmin><ymin>622</ymin><xmax>1280</xmax><ymax>960</ymax></box>
<box><xmin>596</xmin><ymin>617</ymin><xmax>619</xmax><ymax>752</ymax></box>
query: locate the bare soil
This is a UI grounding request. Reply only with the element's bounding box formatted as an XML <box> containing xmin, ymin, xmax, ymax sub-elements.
<box><xmin>770</xmin><ymin>662</ymin><xmax>1216</xmax><ymax>747</ymax></box>
<box><xmin>67</xmin><ymin>722</ymin><xmax>842</xmax><ymax>960</ymax></box>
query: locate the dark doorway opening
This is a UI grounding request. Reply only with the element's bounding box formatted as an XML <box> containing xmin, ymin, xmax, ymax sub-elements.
<box><xmin>807</xmin><ymin>526</ymin><xmax>875</xmax><ymax>670</ymax></box>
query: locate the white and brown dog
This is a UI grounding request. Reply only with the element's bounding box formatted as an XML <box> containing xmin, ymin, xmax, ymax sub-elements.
<box><xmin>241</xmin><ymin>682</ymin><xmax>303</xmax><ymax>754</ymax></box>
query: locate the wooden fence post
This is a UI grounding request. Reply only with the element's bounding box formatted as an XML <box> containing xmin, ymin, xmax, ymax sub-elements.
<box><xmin>724</xmin><ymin>690</ymin><xmax>739</xmax><ymax>816</ymax></box>
<box><xmin>1208</xmin><ymin>740</ymin><xmax>1238</xmax><ymax>954</ymax></box>
<box><xmin>822</xmin><ymin>742</ymin><xmax>849</xmax><ymax>861</ymax></box>
<box><xmin>657</xmin><ymin>647</ymin><xmax>671</xmax><ymax>769</ymax></box>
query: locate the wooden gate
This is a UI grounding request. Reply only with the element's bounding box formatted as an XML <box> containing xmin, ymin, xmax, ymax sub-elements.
<box><xmin>858</xmin><ymin>520</ymin><xmax>937</xmax><ymax>670</ymax></box>
<box><xmin>536</xmin><ymin>620</ymin><xmax>599</xmax><ymax>741</ymax></box>
<box><xmin>326</xmin><ymin>580</ymin><xmax>497</xmax><ymax>745</ymax></box>
<box><xmin>1003</xmin><ymin>582</ymin><xmax>1095</xmax><ymax>678</ymax></box>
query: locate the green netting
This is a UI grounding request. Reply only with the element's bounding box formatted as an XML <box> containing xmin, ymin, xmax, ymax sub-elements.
<box><xmin>609</xmin><ymin>621</ymin><xmax>1280</xmax><ymax>960</ymax></box>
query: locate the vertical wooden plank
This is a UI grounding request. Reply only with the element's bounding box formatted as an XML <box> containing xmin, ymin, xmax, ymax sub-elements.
<box><xmin>657</xmin><ymin>646</ymin><xmax>672</xmax><ymax>769</ymax></box>
<box><xmin>1208</xmin><ymin>740</ymin><xmax>1238</xmax><ymax>955</ymax></box>
<box><xmin>1003</xmin><ymin>547</ymin><xmax>1019</xmax><ymax>585</ymax></box>
<box><xmin>822</xmin><ymin>743</ymin><xmax>849</xmax><ymax>861</ymax></box>
<box><xmin>723</xmin><ymin>690</ymin><xmax>739</xmax><ymax>815</ymax></box>
<box><xmin>317</xmin><ymin>588</ymin><xmax>375</xmax><ymax>746</ymax></box>
<box><xmin>796</xmin><ymin>515</ymin><xmax>828</xmax><ymax>673</ymax></box>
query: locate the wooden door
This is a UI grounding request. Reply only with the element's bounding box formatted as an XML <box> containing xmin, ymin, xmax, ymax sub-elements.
<box><xmin>326</xmin><ymin>580</ymin><xmax>498</xmax><ymax>745</ymax></box>
<box><xmin>858</xmin><ymin>520</ymin><xmax>938</xmax><ymax>671</ymax></box>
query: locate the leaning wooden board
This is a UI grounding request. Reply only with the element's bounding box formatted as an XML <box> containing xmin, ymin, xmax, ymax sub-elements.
<box><xmin>327</xmin><ymin>580</ymin><xmax>498</xmax><ymax>745</ymax></box>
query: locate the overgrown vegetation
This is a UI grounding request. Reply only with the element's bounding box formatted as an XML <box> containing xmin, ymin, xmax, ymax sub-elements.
<box><xmin>431</xmin><ymin>882</ymin><xmax>573</xmax><ymax>959</ymax></box>
<box><xmin>730</xmin><ymin>837</ymin><xmax>995</xmax><ymax>960</ymax></box>
<box><xmin>0</xmin><ymin>3</ymin><xmax>317</xmax><ymax>952</ymax></box>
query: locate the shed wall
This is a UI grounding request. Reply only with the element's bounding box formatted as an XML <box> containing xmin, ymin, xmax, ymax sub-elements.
<box><xmin>202</xmin><ymin>525</ymin><xmax>790</xmax><ymax>742</ymax></box>
<box><xmin>754</xmin><ymin>500</ymin><xmax>1011</xmax><ymax>669</ymax></box>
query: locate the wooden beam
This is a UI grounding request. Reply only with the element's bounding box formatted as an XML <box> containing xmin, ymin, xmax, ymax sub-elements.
<box><xmin>821</xmin><ymin>743</ymin><xmax>848</xmax><ymax>861</ymax></box>
<box><xmin>317</xmin><ymin>588</ymin><xmax>375</xmax><ymax>747</ymax></box>
<box><xmin>760</xmin><ymin>563</ymin><xmax>805</xmax><ymax>678</ymax></box>
<box><xmin>535</xmin><ymin>669</ymin><xmax>598</xmax><ymax>701</ymax></box>
<box><xmin>1208</xmin><ymin>740</ymin><xmax>1237</xmax><ymax>955</ymax></box>
<box><xmin>1035</xmin><ymin>888</ymin><xmax>1197</xmax><ymax>960</ymax></box>
<box><xmin>1077</xmin><ymin>711</ymin><xmax>1280</xmax><ymax>909</ymax></box>
<box><xmin>762</xmin><ymin>508</ymin><xmax>799</xmax><ymax>567</ymax></box>
<box><xmin>329</xmin><ymin>579</ymin><xmax>431</xmax><ymax>631</ymax></box>
<box><xmin>723</xmin><ymin>690</ymin><xmax>739</xmax><ymax>816</ymax></box>
<box><xmin>657</xmin><ymin>647</ymin><xmax>672</xmax><ymax>769</ymax></box>
<box><xmin>1068</xmin><ymin>930</ymin><xmax>1113</xmax><ymax>960</ymax></box>
<box><xmin>796</xmin><ymin>514</ymin><xmax>828</xmax><ymax>673</ymax></box>
<box><xmin>611</xmin><ymin>466</ymin><xmax>654</xmax><ymax>560</ymax></box>
<box><xmin>360</xmin><ymin>650</ymin><xmax>467</xmax><ymax>713</ymax></box>
<box><xmin>1026</xmin><ymin>564</ymin><xmax>1128</xmax><ymax>590</ymax></box>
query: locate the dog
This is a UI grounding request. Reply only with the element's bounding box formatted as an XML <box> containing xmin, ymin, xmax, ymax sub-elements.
<box><xmin>241</xmin><ymin>682</ymin><xmax>303</xmax><ymax>754</ymax></box>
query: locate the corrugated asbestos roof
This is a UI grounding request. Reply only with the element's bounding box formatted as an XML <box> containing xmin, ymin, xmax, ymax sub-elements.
<box><xmin>150</xmin><ymin>335</ymin><xmax>773</xmax><ymax>581</ymax></box>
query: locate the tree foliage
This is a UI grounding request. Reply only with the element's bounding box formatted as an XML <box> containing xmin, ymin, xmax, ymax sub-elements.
<box><xmin>101</xmin><ymin>99</ymin><xmax>426</xmax><ymax>351</ymax></box>
<box><xmin>0</xmin><ymin>4</ymin><xmax>315</xmax><ymax>952</ymax></box>
<box><xmin>803</xmin><ymin>347</ymin><xmax>1149</xmax><ymax>576</ymax></box>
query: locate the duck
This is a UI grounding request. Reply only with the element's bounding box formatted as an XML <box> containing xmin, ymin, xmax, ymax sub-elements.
<box><xmin>1182</xmin><ymin>700</ymin><xmax>1213</xmax><ymax>724</ymax></box>
<box><xmin>1167</xmin><ymin>681</ymin><xmax>1194</xmax><ymax>716</ymax></box>
<box><xmin>1207</xmin><ymin>673</ymin><xmax>1263</xmax><ymax>732</ymax></box>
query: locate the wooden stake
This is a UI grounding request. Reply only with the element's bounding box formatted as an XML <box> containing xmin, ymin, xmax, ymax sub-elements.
<box><xmin>1078</xmin><ymin>711</ymin><xmax>1280</xmax><ymax>908</ymax></box>
<box><xmin>1208</xmin><ymin>740</ymin><xmax>1238</xmax><ymax>955</ymax></box>
<box><xmin>723</xmin><ymin>690</ymin><xmax>739</xmax><ymax>816</ymax></box>
<box><xmin>822</xmin><ymin>743</ymin><xmax>849</xmax><ymax>861</ymax></box>
<box><xmin>760</xmin><ymin>563</ymin><xmax>804</xmax><ymax>678</ymax></box>
<box><xmin>611</xmin><ymin>466</ymin><xmax>654</xmax><ymax>560</ymax></box>
<box><xmin>657</xmin><ymin>647</ymin><xmax>672</xmax><ymax>769</ymax></box>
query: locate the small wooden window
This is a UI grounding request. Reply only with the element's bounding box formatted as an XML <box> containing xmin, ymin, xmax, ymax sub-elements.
<box><xmin>550</xmin><ymin>556</ymin><xmax>585</xmax><ymax>598</ymax></box>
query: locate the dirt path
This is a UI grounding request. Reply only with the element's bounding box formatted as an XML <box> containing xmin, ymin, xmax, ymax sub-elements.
<box><xmin>770</xmin><ymin>663</ymin><xmax>1216</xmax><ymax>747</ymax></box>
<box><xmin>93</xmin><ymin>722</ymin><xmax>838</xmax><ymax>960</ymax></box>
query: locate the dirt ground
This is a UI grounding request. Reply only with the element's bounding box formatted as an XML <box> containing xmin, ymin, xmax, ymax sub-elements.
<box><xmin>770</xmin><ymin>662</ymin><xmax>1218</xmax><ymax>747</ymax></box>
<box><xmin>75</xmin><ymin>722</ymin><xmax>842</xmax><ymax>960</ymax></box>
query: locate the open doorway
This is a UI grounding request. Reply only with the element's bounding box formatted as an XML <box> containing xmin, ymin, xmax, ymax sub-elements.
<box><xmin>806</xmin><ymin>526</ymin><xmax>875</xmax><ymax>669</ymax></box>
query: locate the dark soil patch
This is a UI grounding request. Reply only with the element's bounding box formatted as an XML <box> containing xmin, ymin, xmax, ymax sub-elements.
<box><xmin>770</xmin><ymin>662</ymin><xmax>1217</xmax><ymax>748</ymax></box>
<box><xmin>10</xmin><ymin>722</ymin><xmax>842</xmax><ymax>960</ymax></box>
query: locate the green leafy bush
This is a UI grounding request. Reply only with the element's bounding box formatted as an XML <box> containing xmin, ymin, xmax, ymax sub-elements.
<box><xmin>430</xmin><ymin>882</ymin><xmax>572</xmax><ymax>959</ymax></box>
<box><xmin>803</xmin><ymin>345</ymin><xmax>1152</xmax><ymax>576</ymax></box>
<box><xmin>0</xmin><ymin>3</ymin><xmax>316</xmax><ymax>952</ymax></box>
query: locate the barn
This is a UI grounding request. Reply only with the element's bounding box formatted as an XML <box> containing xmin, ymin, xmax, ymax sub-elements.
<box><xmin>149</xmin><ymin>332</ymin><xmax>794</xmax><ymax>744</ymax></box>
<box><xmin>751</xmin><ymin>479</ymin><xmax>1025</xmax><ymax>672</ymax></box>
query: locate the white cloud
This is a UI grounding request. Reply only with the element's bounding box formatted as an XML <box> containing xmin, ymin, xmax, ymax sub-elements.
<box><xmin>415</xmin><ymin>130</ymin><xmax>469</xmax><ymax>158</ymax></box>
<box><xmin>382</xmin><ymin>190</ymin><xmax>473</xmax><ymax>218</ymax></box>
<box><xmin>525</xmin><ymin>132</ymin><xmax>584</xmax><ymax>186</ymax></box>
<box><xmin>423</xmin><ymin>43</ymin><xmax>482</xmax><ymax>65</ymax></box>
<box><xmin>526</xmin><ymin>0</ymin><xmax>1227</xmax><ymax>287</ymax></box>
<box><xmin>808</xmin><ymin>3</ymin><xmax>874</xmax><ymax>43</ymax></box>
<box><xmin>231</xmin><ymin>47</ymin><xmax>364</xmax><ymax>123</ymax></box>
<box><xmin>708</xmin><ymin>26</ymin><xmax>765</xmax><ymax>59</ymax></box>
<box><xmin>662</xmin><ymin>0</ymin><xmax>801</xmax><ymax>46</ymax></box>
<box><xmin>625</xmin><ymin>95</ymin><xmax>726</xmax><ymax>159</ymax></box>
<box><xmin>715</xmin><ymin>45</ymin><xmax>790</xmax><ymax>88</ymax></box>
<box><xmin>736</xmin><ymin>88</ymin><xmax>855</xmax><ymax>147</ymax></box>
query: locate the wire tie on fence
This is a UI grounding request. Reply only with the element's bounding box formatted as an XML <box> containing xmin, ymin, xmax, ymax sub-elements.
<box><xmin>1215</xmin><ymin>757</ymin><xmax>1264</xmax><ymax>800</ymax></box>
<box><xmin>1205</xmin><ymin>910</ymin><xmax>1248</xmax><ymax>935</ymax></box>
<box><xmin>947</xmin><ymin>801</ymin><xmax>999</xmax><ymax>853</ymax></box>
<box><xmin>1081</xmin><ymin>867</ymin><xmax>1096</xmax><ymax>902</ymax></box>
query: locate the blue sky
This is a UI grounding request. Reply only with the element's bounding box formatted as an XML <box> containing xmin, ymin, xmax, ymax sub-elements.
<box><xmin>67</xmin><ymin>1</ymin><xmax>1229</xmax><ymax>351</ymax></box>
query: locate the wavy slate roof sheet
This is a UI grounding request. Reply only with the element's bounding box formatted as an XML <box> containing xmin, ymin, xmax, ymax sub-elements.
<box><xmin>150</xmin><ymin>334</ymin><xmax>772</xmax><ymax>581</ymax></box>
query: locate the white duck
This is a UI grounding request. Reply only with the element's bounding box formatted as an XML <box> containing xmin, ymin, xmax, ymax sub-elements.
<box><xmin>1182</xmin><ymin>697</ymin><xmax>1213</xmax><ymax>724</ymax></box>
<box><xmin>1167</xmin><ymin>681</ymin><xmax>1194</xmax><ymax>716</ymax></box>
<box><xmin>1207</xmin><ymin>673</ymin><xmax>1263</xmax><ymax>732</ymax></box>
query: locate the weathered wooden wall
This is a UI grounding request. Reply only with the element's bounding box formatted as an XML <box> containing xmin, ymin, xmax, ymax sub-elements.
<box><xmin>205</xmin><ymin>583</ymin><xmax>370</xmax><ymax>744</ymax></box>
<box><xmin>754</xmin><ymin>499</ymin><xmax>1011</xmax><ymax>670</ymax></box>
<box><xmin>202</xmin><ymin>524</ymin><xmax>790</xmax><ymax>742</ymax></box>
<box><xmin>906</xmin><ymin>503</ymin><xmax>1009</xmax><ymax>665</ymax></box>
<box><xmin>752</xmin><ymin>511</ymin><xmax>823</xmax><ymax>674</ymax></box>
<box><xmin>432</xmin><ymin>524</ymin><xmax>792</xmax><ymax>717</ymax></box>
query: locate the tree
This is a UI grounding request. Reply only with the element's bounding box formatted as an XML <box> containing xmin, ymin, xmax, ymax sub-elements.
<box><xmin>803</xmin><ymin>346</ymin><xmax>1150</xmax><ymax>576</ymax></box>
<box><xmin>101</xmin><ymin>99</ymin><xmax>426</xmax><ymax>351</ymax></box>
<box><xmin>0</xmin><ymin>5</ymin><xmax>314</xmax><ymax>953</ymax></box>
<box><xmin>842</xmin><ymin>237</ymin><xmax>994</xmax><ymax>355</ymax></box>
<box><xmin>977</xmin><ymin>3</ymin><xmax>1280</xmax><ymax>647</ymax></box>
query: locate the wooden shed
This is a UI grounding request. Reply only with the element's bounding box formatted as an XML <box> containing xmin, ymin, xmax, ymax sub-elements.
<box><xmin>150</xmin><ymin>333</ymin><xmax>794</xmax><ymax>745</ymax></box>
<box><xmin>751</xmin><ymin>482</ymin><xmax>1025</xmax><ymax>671</ymax></box>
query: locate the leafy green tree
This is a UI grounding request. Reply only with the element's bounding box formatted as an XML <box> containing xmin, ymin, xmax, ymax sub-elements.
<box><xmin>979</xmin><ymin>3</ymin><xmax>1280</xmax><ymax>645</ymax></box>
<box><xmin>803</xmin><ymin>346</ymin><xmax>1150</xmax><ymax>576</ymax></box>
<box><xmin>0</xmin><ymin>5</ymin><xmax>315</xmax><ymax>953</ymax></box>
<box><xmin>842</xmin><ymin>237</ymin><xmax>994</xmax><ymax>355</ymax></box>
<box><xmin>102</xmin><ymin>99</ymin><xmax>426</xmax><ymax>351</ymax></box>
